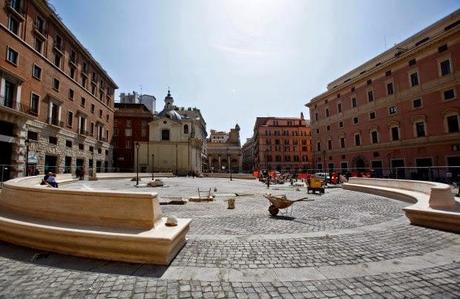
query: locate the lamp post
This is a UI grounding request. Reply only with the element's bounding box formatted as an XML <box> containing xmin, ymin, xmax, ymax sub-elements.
<box><xmin>152</xmin><ymin>154</ymin><xmax>155</xmax><ymax>181</ymax></box>
<box><xmin>25</xmin><ymin>139</ymin><xmax>30</xmax><ymax>176</ymax></box>
<box><xmin>135</xmin><ymin>142</ymin><xmax>140</xmax><ymax>186</ymax></box>
<box><xmin>266</xmin><ymin>148</ymin><xmax>270</xmax><ymax>189</ymax></box>
<box><xmin>227</xmin><ymin>148</ymin><xmax>232</xmax><ymax>181</ymax></box>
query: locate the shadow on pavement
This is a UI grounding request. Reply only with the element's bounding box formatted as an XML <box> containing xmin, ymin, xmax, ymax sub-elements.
<box><xmin>0</xmin><ymin>241</ymin><xmax>169</xmax><ymax>278</ymax></box>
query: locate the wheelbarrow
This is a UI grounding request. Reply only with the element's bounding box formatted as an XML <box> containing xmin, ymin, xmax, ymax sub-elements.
<box><xmin>263</xmin><ymin>193</ymin><xmax>313</xmax><ymax>216</ymax></box>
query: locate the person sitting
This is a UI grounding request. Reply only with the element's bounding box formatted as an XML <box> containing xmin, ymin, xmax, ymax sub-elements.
<box><xmin>41</xmin><ymin>172</ymin><xmax>51</xmax><ymax>185</ymax></box>
<box><xmin>46</xmin><ymin>173</ymin><xmax>58</xmax><ymax>188</ymax></box>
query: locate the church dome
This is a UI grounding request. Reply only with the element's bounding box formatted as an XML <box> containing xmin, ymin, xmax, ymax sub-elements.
<box><xmin>158</xmin><ymin>109</ymin><xmax>182</xmax><ymax>121</ymax></box>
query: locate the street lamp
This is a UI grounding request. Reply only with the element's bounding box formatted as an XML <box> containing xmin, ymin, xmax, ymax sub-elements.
<box><xmin>135</xmin><ymin>142</ymin><xmax>140</xmax><ymax>186</ymax></box>
<box><xmin>151</xmin><ymin>153</ymin><xmax>155</xmax><ymax>180</ymax></box>
<box><xmin>25</xmin><ymin>139</ymin><xmax>30</xmax><ymax>176</ymax></box>
<box><xmin>227</xmin><ymin>148</ymin><xmax>232</xmax><ymax>181</ymax></box>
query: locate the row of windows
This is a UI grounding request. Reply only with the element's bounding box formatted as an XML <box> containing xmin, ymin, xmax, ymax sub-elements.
<box><xmin>26</xmin><ymin>130</ymin><xmax>108</xmax><ymax>155</ymax></box>
<box><xmin>264</xmin><ymin>145</ymin><xmax>309</xmax><ymax>152</ymax></box>
<box><xmin>264</xmin><ymin>130</ymin><xmax>309</xmax><ymax>136</ymax></box>
<box><xmin>266</xmin><ymin>139</ymin><xmax>309</xmax><ymax>145</ymax></box>
<box><xmin>266</xmin><ymin>155</ymin><xmax>309</xmax><ymax>162</ymax></box>
<box><xmin>315</xmin><ymin>89</ymin><xmax>457</xmax><ymax>132</ymax></box>
<box><xmin>5</xmin><ymin>2</ymin><xmax>113</xmax><ymax>104</ymax></box>
<box><xmin>313</xmin><ymin>53</ymin><xmax>455</xmax><ymax>120</ymax></box>
<box><xmin>316</xmin><ymin>114</ymin><xmax>460</xmax><ymax>151</ymax></box>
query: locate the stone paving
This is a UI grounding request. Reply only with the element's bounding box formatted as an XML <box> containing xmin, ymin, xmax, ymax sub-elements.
<box><xmin>1</xmin><ymin>177</ymin><xmax>460</xmax><ymax>298</ymax></box>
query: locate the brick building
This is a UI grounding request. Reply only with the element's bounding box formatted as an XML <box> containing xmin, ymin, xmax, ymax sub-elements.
<box><xmin>113</xmin><ymin>103</ymin><xmax>153</xmax><ymax>172</ymax></box>
<box><xmin>252</xmin><ymin>114</ymin><xmax>313</xmax><ymax>173</ymax></box>
<box><xmin>0</xmin><ymin>0</ymin><xmax>117</xmax><ymax>180</ymax></box>
<box><xmin>206</xmin><ymin>125</ymin><xmax>242</xmax><ymax>173</ymax></box>
<box><xmin>306</xmin><ymin>10</ymin><xmax>460</xmax><ymax>180</ymax></box>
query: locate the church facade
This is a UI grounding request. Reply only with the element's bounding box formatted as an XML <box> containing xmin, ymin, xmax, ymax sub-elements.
<box><xmin>136</xmin><ymin>91</ymin><xmax>207</xmax><ymax>175</ymax></box>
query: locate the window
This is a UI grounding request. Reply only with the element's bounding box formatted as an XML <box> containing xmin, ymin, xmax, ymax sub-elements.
<box><xmin>82</xmin><ymin>76</ymin><xmax>87</xmax><ymax>88</ymax></box>
<box><xmin>35</xmin><ymin>16</ymin><xmax>45</xmax><ymax>33</ymax></box>
<box><xmin>443</xmin><ymin>89</ymin><xmax>455</xmax><ymax>101</ymax></box>
<box><xmin>410</xmin><ymin>72</ymin><xmax>419</xmax><ymax>87</ymax></box>
<box><xmin>415</xmin><ymin>121</ymin><xmax>426</xmax><ymax>137</ymax></box>
<box><xmin>368</xmin><ymin>90</ymin><xmax>374</xmax><ymax>102</ymax></box>
<box><xmin>81</xmin><ymin>97</ymin><xmax>86</xmax><ymax>107</ymax></box>
<box><xmin>106</xmin><ymin>114</ymin><xmax>109</xmax><ymax>122</ymax></box>
<box><xmin>91</xmin><ymin>84</ymin><xmax>96</xmax><ymax>95</ymax></box>
<box><xmin>54</xmin><ymin>53</ymin><xmax>61</xmax><ymax>68</ymax></box>
<box><xmin>326</xmin><ymin>125</ymin><xmax>330</xmax><ymax>131</ymax></box>
<box><xmin>337</xmin><ymin>103</ymin><xmax>342</xmax><ymax>113</ymax></box>
<box><xmin>367</xmin><ymin>79</ymin><xmax>372</xmax><ymax>85</ymax></box>
<box><xmin>55</xmin><ymin>35</ymin><xmax>63</xmax><ymax>50</ymax></box>
<box><xmin>440</xmin><ymin>59</ymin><xmax>451</xmax><ymax>76</ymax></box>
<box><xmin>352</xmin><ymin>97</ymin><xmax>357</xmax><ymax>108</ymax></box>
<box><xmin>69</xmin><ymin>89</ymin><xmax>74</xmax><ymax>100</ymax></box>
<box><xmin>328</xmin><ymin>139</ymin><xmax>332</xmax><ymax>150</ymax></box>
<box><xmin>90</xmin><ymin>122</ymin><xmax>94</xmax><ymax>136</ymax></box>
<box><xmin>354</xmin><ymin>134</ymin><xmax>361</xmax><ymax>146</ymax></box>
<box><xmin>66</xmin><ymin>140</ymin><xmax>72</xmax><ymax>148</ymax></box>
<box><xmin>447</xmin><ymin>115</ymin><xmax>459</xmax><ymax>133</ymax></box>
<box><xmin>325</xmin><ymin>108</ymin><xmax>329</xmax><ymax>117</ymax></box>
<box><xmin>6</xmin><ymin>47</ymin><xmax>18</xmax><ymax>65</ymax></box>
<box><xmin>91</xmin><ymin>104</ymin><xmax>95</xmax><ymax>113</ymax></box>
<box><xmin>353</xmin><ymin>117</ymin><xmax>359</xmax><ymax>124</ymax></box>
<box><xmin>385</xmin><ymin>70</ymin><xmax>392</xmax><ymax>76</ymax></box>
<box><xmin>438</xmin><ymin>44</ymin><xmax>448</xmax><ymax>53</ymax></box>
<box><xmin>339</xmin><ymin>121</ymin><xmax>343</xmax><ymax>128</ymax></box>
<box><xmin>53</xmin><ymin>78</ymin><xmax>60</xmax><ymax>91</ymax></box>
<box><xmin>32</xmin><ymin>64</ymin><xmax>41</xmax><ymax>79</ymax></box>
<box><xmin>82</xmin><ymin>62</ymin><xmax>88</xmax><ymax>74</ymax></box>
<box><xmin>79</xmin><ymin>143</ymin><xmax>84</xmax><ymax>150</ymax></box>
<box><xmin>413</xmin><ymin>98</ymin><xmax>422</xmax><ymax>108</ymax></box>
<box><xmin>316</xmin><ymin>142</ymin><xmax>321</xmax><ymax>151</ymax></box>
<box><xmin>391</xmin><ymin>126</ymin><xmax>400</xmax><ymax>141</ymax></box>
<box><xmin>89</xmin><ymin>146</ymin><xmax>94</xmax><ymax>153</ymax></box>
<box><xmin>30</xmin><ymin>93</ymin><xmax>39</xmax><ymax>116</ymax></box>
<box><xmin>340</xmin><ymin>137</ymin><xmax>345</xmax><ymax>148</ymax></box>
<box><xmin>184</xmin><ymin>124</ymin><xmax>189</xmax><ymax>134</ymax></box>
<box><xmin>70</xmin><ymin>67</ymin><xmax>76</xmax><ymax>79</ymax></box>
<box><xmin>70</xmin><ymin>50</ymin><xmax>77</xmax><ymax>64</ymax></box>
<box><xmin>315</xmin><ymin>112</ymin><xmax>318</xmax><ymax>121</ymax></box>
<box><xmin>34</xmin><ymin>37</ymin><xmax>43</xmax><ymax>53</ymax></box>
<box><xmin>386</xmin><ymin>82</ymin><xmax>394</xmax><ymax>95</ymax></box>
<box><xmin>49</xmin><ymin>136</ymin><xmax>57</xmax><ymax>145</ymax></box>
<box><xmin>28</xmin><ymin>131</ymin><xmax>38</xmax><ymax>141</ymax></box>
<box><xmin>67</xmin><ymin>111</ymin><xmax>73</xmax><ymax>127</ymax></box>
<box><xmin>99</xmin><ymin>109</ymin><xmax>102</xmax><ymax>118</ymax></box>
<box><xmin>409</xmin><ymin>59</ymin><xmax>416</xmax><ymax>66</ymax></box>
<box><xmin>371</xmin><ymin>131</ymin><xmax>379</xmax><ymax>144</ymax></box>
<box><xmin>389</xmin><ymin>106</ymin><xmax>397</xmax><ymax>115</ymax></box>
<box><xmin>8</xmin><ymin>17</ymin><xmax>19</xmax><ymax>35</ymax></box>
<box><xmin>162</xmin><ymin>129</ymin><xmax>170</xmax><ymax>141</ymax></box>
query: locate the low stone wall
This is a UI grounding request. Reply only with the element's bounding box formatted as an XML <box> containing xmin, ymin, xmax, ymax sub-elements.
<box><xmin>0</xmin><ymin>175</ymin><xmax>190</xmax><ymax>264</ymax></box>
<box><xmin>203</xmin><ymin>173</ymin><xmax>256</xmax><ymax>180</ymax></box>
<box><xmin>343</xmin><ymin>178</ymin><xmax>460</xmax><ymax>233</ymax></box>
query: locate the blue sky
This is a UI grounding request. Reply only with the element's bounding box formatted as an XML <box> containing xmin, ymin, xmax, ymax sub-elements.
<box><xmin>50</xmin><ymin>0</ymin><xmax>459</xmax><ymax>141</ymax></box>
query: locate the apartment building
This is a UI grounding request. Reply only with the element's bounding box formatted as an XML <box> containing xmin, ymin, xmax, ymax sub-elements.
<box><xmin>306</xmin><ymin>10</ymin><xmax>460</xmax><ymax>180</ymax></box>
<box><xmin>252</xmin><ymin>114</ymin><xmax>313</xmax><ymax>173</ymax></box>
<box><xmin>0</xmin><ymin>0</ymin><xmax>117</xmax><ymax>179</ymax></box>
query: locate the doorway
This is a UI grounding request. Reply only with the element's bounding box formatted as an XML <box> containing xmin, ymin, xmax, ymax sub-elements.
<box><xmin>44</xmin><ymin>155</ymin><xmax>57</xmax><ymax>174</ymax></box>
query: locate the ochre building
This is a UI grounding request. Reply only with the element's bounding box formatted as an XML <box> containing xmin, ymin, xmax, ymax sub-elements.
<box><xmin>137</xmin><ymin>91</ymin><xmax>207</xmax><ymax>175</ymax></box>
<box><xmin>0</xmin><ymin>0</ymin><xmax>117</xmax><ymax>180</ymax></box>
<box><xmin>252</xmin><ymin>114</ymin><xmax>313</xmax><ymax>173</ymax></box>
<box><xmin>306</xmin><ymin>10</ymin><xmax>460</xmax><ymax>180</ymax></box>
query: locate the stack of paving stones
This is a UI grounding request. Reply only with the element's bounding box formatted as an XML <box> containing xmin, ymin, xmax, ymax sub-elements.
<box><xmin>1</xmin><ymin>180</ymin><xmax>459</xmax><ymax>298</ymax></box>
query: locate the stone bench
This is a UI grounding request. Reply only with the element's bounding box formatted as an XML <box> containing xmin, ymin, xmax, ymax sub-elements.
<box><xmin>343</xmin><ymin>177</ymin><xmax>460</xmax><ymax>233</ymax></box>
<box><xmin>0</xmin><ymin>175</ymin><xmax>191</xmax><ymax>264</ymax></box>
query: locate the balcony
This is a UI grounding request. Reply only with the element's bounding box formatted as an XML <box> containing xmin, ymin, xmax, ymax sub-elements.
<box><xmin>0</xmin><ymin>96</ymin><xmax>27</xmax><ymax>113</ymax></box>
<box><xmin>47</xmin><ymin>117</ymin><xmax>63</xmax><ymax>127</ymax></box>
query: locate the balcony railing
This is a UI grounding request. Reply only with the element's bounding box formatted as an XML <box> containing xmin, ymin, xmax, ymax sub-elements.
<box><xmin>47</xmin><ymin>117</ymin><xmax>63</xmax><ymax>127</ymax></box>
<box><xmin>0</xmin><ymin>96</ymin><xmax>28</xmax><ymax>113</ymax></box>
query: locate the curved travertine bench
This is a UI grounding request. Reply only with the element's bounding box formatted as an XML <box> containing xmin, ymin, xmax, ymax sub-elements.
<box><xmin>343</xmin><ymin>177</ymin><xmax>460</xmax><ymax>233</ymax></box>
<box><xmin>0</xmin><ymin>175</ymin><xmax>190</xmax><ymax>265</ymax></box>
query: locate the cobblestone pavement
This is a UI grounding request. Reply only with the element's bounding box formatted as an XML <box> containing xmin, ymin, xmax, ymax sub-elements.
<box><xmin>2</xmin><ymin>178</ymin><xmax>460</xmax><ymax>298</ymax></box>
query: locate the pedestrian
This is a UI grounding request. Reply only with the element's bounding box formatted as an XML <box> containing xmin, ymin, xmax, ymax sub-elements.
<box><xmin>47</xmin><ymin>173</ymin><xmax>58</xmax><ymax>188</ymax></box>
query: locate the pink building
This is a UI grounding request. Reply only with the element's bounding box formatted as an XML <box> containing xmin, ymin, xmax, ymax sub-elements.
<box><xmin>306</xmin><ymin>11</ymin><xmax>460</xmax><ymax>180</ymax></box>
